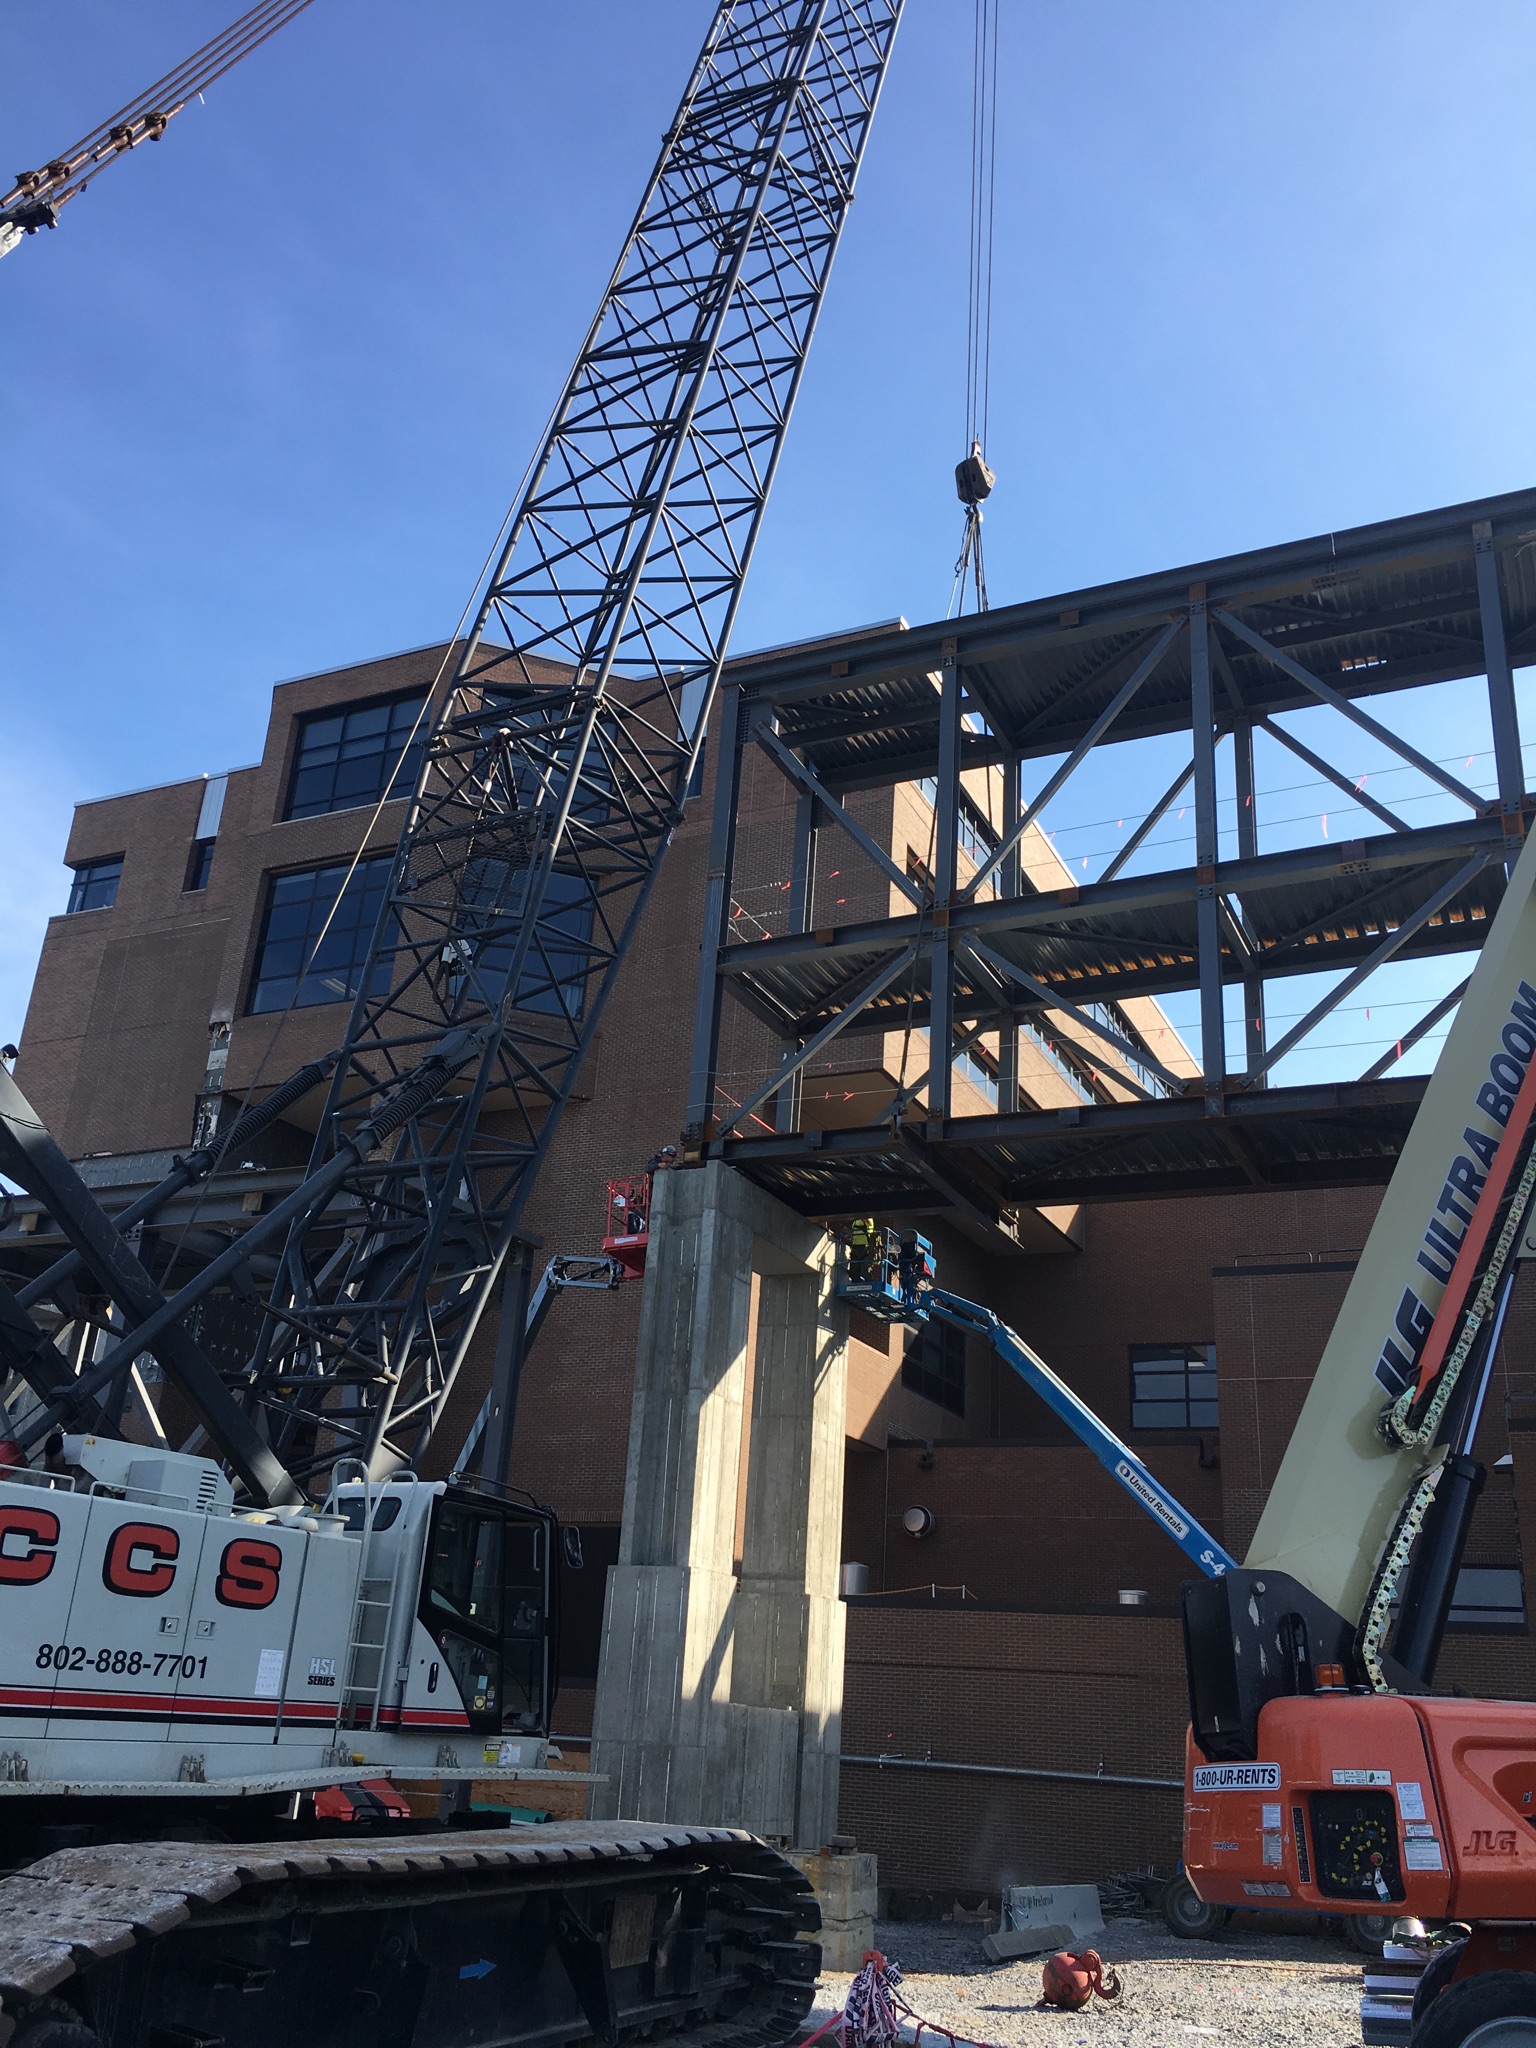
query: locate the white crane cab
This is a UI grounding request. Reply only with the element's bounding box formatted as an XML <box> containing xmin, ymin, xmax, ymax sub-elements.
<box><xmin>0</xmin><ymin>1437</ymin><xmax>559</xmax><ymax>1804</ymax></box>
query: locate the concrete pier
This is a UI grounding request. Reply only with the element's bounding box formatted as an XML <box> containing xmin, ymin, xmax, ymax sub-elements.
<box><xmin>590</xmin><ymin>1163</ymin><xmax>848</xmax><ymax>1846</ymax></box>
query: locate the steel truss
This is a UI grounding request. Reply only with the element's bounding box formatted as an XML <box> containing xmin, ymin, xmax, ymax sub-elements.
<box><xmin>0</xmin><ymin>0</ymin><xmax>903</xmax><ymax>1498</ymax></box>
<box><xmin>685</xmin><ymin>490</ymin><xmax>1536</xmax><ymax>1233</ymax></box>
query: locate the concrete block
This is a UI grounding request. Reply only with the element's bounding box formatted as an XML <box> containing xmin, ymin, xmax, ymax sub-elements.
<box><xmin>815</xmin><ymin>1918</ymin><xmax>876</xmax><ymax>1972</ymax></box>
<box><xmin>1003</xmin><ymin>1884</ymin><xmax>1104</xmax><ymax>1945</ymax></box>
<box><xmin>982</xmin><ymin>1922</ymin><xmax>1076</xmax><ymax>1962</ymax></box>
<box><xmin>790</xmin><ymin>1848</ymin><xmax>878</xmax><ymax>1923</ymax></box>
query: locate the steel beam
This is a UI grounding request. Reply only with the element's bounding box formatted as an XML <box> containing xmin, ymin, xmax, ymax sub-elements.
<box><xmin>716</xmin><ymin>814</ymin><xmax>1504</xmax><ymax>984</ymax></box>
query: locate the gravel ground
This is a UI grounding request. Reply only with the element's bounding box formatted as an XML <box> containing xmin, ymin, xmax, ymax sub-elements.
<box><xmin>807</xmin><ymin>1917</ymin><xmax>1367</xmax><ymax>2048</ymax></box>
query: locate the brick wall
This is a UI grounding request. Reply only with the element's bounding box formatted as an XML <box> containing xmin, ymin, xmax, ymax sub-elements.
<box><xmin>839</xmin><ymin>1606</ymin><xmax>1187</xmax><ymax>1889</ymax></box>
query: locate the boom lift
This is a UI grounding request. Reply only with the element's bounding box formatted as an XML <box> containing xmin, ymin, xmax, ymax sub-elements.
<box><xmin>1176</xmin><ymin>818</ymin><xmax>1536</xmax><ymax>2047</ymax></box>
<box><xmin>0</xmin><ymin>5</ymin><xmax>903</xmax><ymax>2045</ymax></box>
<box><xmin>833</xmin><ymin>1225</ymin><xmax>1237</xmax><ymax>1583</ymax></box>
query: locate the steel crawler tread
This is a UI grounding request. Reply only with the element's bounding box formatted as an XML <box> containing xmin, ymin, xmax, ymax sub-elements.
<box><xmin>0</xmin><ymin>1821</ymin><xmax>822</xmax><ymax>2048</ymax></box>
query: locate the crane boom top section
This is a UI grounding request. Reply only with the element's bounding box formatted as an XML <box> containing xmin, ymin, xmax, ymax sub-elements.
<box><xmin>1247</xmin><ymin>821</ymin><xmax>1536</xmax><ymax>1621</ymax></box>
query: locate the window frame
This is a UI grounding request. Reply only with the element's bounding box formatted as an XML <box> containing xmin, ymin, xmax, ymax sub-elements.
<box><xmin>1129</xmin><ymin>1343</ymin><xmax>1219</xmax><ymax>1434</ymax></box>
<box><xmin>66</xmin><ymin>856</ymin><xmax>124</xmax><ymax>915</ymax></box>
<box><xmin>282</xmin><ymin>687</ymin><xmax>429</xmax><ymax>823</ymax></box>
<box><xmin>183</xmin><ymin>838</ymin><xmax>216</xmax><ymax>893</ymax></box>
<box><xmin>245</xmin><ymin>855</ymin><xmax>394</xmax><ymax>1015</ymax></box>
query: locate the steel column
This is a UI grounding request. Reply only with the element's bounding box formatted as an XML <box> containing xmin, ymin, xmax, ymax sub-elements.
<box><xmin>1190</xmin><ymin>596</ymin><xmax>1225</xmax><ymax>1110</ymax></box>
<box><xmin>927</xmin><ymin>648</ymin><xmax>962</xmax><ymax>1127</ymax></box>
<box><xmin>684</xmin><ymin>686</ymin><xmax>746</xmax><ymax>1145</ymax></box>
<box><xmin>775</xmin><ymin>789</ymin><xmax>819</xmax><ymax>1133</ymax></box>
<box><xmin>1232</xmin><ymin>714</ymin><xmax>1266</xmax><ymax>1079</ymax></box>
<box><xmin>1473</xmin><ymin>518</ymin><xmax>1525</xmax><ymax>871</ymax></box>
<box><xmin>996</xmin><ymin>754</ymin><xmax>1021</xmax><ymax>1113</ymax></box>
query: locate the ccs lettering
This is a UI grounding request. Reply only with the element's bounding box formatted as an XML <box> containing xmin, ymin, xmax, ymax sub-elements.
<box><xmin>0</xmin><ymin>1517</ymin><xmax>282</xmax><ymax>1609</ymax></box>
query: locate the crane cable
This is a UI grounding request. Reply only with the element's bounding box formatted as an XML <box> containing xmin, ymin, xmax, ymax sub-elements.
<box><xmin>949</xmin><ymin>0</ymin><xmax>1000</xmax><ymax>618</ymax></box>
<box><xmin>1</xmin><ymin>0</ymin><xmax>317</xmax><ymax>242</ymax></box>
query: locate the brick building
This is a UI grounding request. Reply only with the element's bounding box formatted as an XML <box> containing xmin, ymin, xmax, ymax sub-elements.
<box><xmin>9</xmin><ymin>635</ymin><xmax>1536</xmax><ymax>1898</ymax></box>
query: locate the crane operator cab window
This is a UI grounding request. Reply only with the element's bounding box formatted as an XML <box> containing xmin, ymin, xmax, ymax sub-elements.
<box><xmin>421</xmin><ymin>1497</ymin><xmax>554</xmax><ymax>1735</ymax></box>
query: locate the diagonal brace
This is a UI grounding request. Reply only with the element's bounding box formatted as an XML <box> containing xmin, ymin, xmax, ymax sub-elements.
<box><xmin>753</xmin><ymin>722</ymin><xmax>926</xmax><ymax>907</ymax></box>
<box><xmin>1099</xmin><ymin>758</ymin><xmax>1194</xmax><ymax>885</ymax></box>
<box><xmin>1256</xmin><ymin>716</ymin><xmax>1410</xmax><ymax>834</ymax></box>
<box><xmin>964</xmin><ymin>618</ymin><xmax>1185</xmax><ymax>900</ymax></box>
<box><xmin>963</xmin><ymin>938</ymin><xmax>1186</xmax><ymax>1093</ymax></box>
<box><xmin>1358</xmin><ymin>975</ymin><xmax>1470</xmax><ymax>1082</ymax></box>
<box><xmin>717</xmin><ymin>944</ymin><xmax>921</xmax><ymax>1136</ymax></box>
<box><xmin>1216</xmin><ymin>608</ymin><xmax>1481</xmax><ymax>811</ymax></box>
<box><xmin>1242</xmin><ymin>852</ymin><xmax>1490</xmax><ymax>1086</ymax></box>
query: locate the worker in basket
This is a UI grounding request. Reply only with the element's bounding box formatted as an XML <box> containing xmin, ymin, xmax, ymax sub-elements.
<box><xmin>846</xmin><ymin>1215</ymin><xmax>879</xmax><ymax>1284</ymax></box>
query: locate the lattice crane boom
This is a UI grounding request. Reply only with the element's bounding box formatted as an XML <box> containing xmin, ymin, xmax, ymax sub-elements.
<box><xmin>1</xmin><ymin>0</ymin><xmax>903</xmax><ymax>1498</ymax></box>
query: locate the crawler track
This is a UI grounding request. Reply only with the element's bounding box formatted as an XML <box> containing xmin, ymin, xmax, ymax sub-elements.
<box><xmin>0</xmin><ymin>1820</ymin><xmax>821</xmax><ymax>2048</ymax></box>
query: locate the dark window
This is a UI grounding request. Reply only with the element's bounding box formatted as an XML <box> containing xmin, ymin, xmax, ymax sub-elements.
<box><xmin>1131</xmin><ymin>1344</ymin><xmax>1218</xmax><ymax>1430</ymax></box>
<box><xmin>422</xmin><ymin>1503</ymin><xmax>548</xmax><ymax>1732</ymax></box>
<box><xmin>1448</xmin><ymin>1565</ymin><xmax>1525</xmax><ymax>1631</ymax></box>
<box><xmin>334</xmin><ymin>1493</ymin><xmax>403</xmax><ymax>1535</ymax></box>
<box><xmin>247</xmin><ymin>858</ymin><xmax>392</xmax><ymax>1014</ymax></box>
<box><xmin>455</xmin><ymin>863</ymin><xmax>594</xmax><ymax>1019</ymax></box>
<box><xmin>902</xmin><ymin>1316</ymin><xmax>966</xmax><ymax>1417</ymax></box>
<box><xmin>284</xmin><ymin>690</ymin><xmax>428</xmax><ymax>820</ymax></box>
<box><xmin>558</xmin><ymin>1524</ymin><xmax>620</xmax><ymax>1686</ymax></box>
<box><xmin>184</xmin><ymin>838</ymin><xmax>215</xmax><ymax>892</ymax></box>
<box><xmin>66</xmin><ymin>856</ymin><xmax>122</xmax><ymax>914</ymax></box>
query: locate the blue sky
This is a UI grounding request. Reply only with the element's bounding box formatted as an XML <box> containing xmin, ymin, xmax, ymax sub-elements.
<box><xmin>4</xmin><ymin>0</ymin><xmax>1536</xmax><ymax>1086</ymax></box>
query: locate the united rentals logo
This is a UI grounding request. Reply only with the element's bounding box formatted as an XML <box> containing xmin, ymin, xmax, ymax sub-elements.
<box><xmin>1114</xmin><ymin>1460</ymin><xmax>1189</xmax><ymax>1540</ymax></box>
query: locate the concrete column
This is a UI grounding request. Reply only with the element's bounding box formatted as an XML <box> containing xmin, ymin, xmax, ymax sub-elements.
<box><xmin>590</xmin><ymin>1163</ymin><xmax>848</xmax><ymax>1846</ymax></box>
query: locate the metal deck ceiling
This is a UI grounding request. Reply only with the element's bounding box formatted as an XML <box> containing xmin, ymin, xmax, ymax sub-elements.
<box><xmin>717</xmin><ymin>1073</ymin><xmax>1426</xmax><ymax>1218</ymax></box>
<box><xmin>730</xmin><ymin>486</ymin><xmax>1536</xmax><ymax>791</ymax></box>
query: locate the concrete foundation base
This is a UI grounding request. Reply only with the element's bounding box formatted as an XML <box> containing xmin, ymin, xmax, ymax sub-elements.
<box><xmin>590</xmin><ymin>1163</ymin><xmax>848</xmax><ymax>1848</ymax></box>
<box><xmin>790</xmin><ymin>1846</ymin><xmax>878</xmax><ymax>1970</ymax></box>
